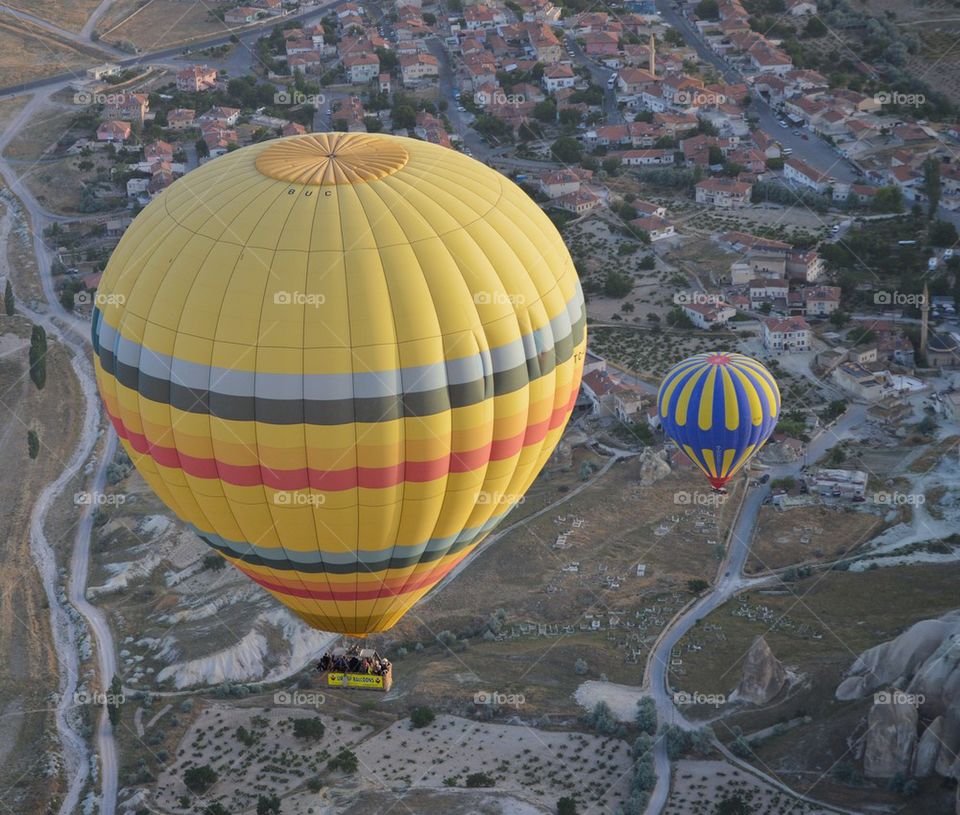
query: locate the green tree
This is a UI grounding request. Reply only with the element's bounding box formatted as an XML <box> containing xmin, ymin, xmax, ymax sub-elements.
<box><xmin>872</xmin><ymin>186</ymin><xmax>903</xmax><ymax>213</ymax></box>
<box><xmin>256</xmin><ymin>794</ymin><xmax>280</xmax><ymax>815</ymax></box>
<box><xmin>3</xmin><ymin>279</ymin><xmax>13</xmax><ymax>316</ymax></box>
<box><xmin>923</xmin><ymin>157</ymin><xmax>941</xmax><ymax>218</ymax></box>
<box><xmin>603</xmin><ymin>269</ymin><xmax>633</xmax><ymax>298</ymax></box>
<box><xmin>928</xmin><ymin>219</ymin><xmax>957</xmax><ymax>247</ymax></box>
<box><xmin>803</xmin><ymin>16</ymin><xmax>827</xmax><ymax>37</ymax></box>
<box><xmin>327</xmin><ymin>748</ymin><xmax>359</xmax><ymax>773</ymax></box>
<box><xmin>551</xmin><ymin>137</ymin><xmax>582</xmax><ymax>163</ymax></box>
<box><xmin>183</xmin><ymin>764</ymin><xmax>218</xmax><ymax>794</ymax></box>
<box><xmin>292</xmin><ymin>717</ymin><xmax>325</xmax><ymax>740</ymax></box>
<box><xmin>534</xmin><ymin>99</ymin><xmax>557</xmax><ymax>122</ymax></box>
<box><xmin>686</xmin><ymin>578</ymin><xmax>709</xmax><ymax>595</ymax></box>
<box><xmin>29</xmin><ymin>324</ymin><xmax>46</xmax><ymax>390</ymax></box>
<box><xmin>410</xmin><ymin>706</ymin><xmax>435</xmax><ymax>728</ymax></box>
<box><xmin>107</xmin><ymin>675</ymin><xmax>123</xmax><ymax>727</ymax></box>
<box><xmin>557</xmin><ymin>798</ymin><xmax>578</xmax><ymax>815</ymax></box>
<box><xmin>635</xmin><ymin>697</ymin><xmax>657</xmax><ymax>735</ymax></box>
<box><xmin>195</xmin><ymin>137</ymin><xmax>209</xmax><ymax>159</ymax></box>
<box><xmin>715</xmin><ymin>793</ymin><xmax>751</xmax><ymax>814</ymax></box>
<box><xmin>465</xmin><ymin>772</ymin><xmax>495</xmax><ymax>787</ymax></box>
<box><xmin>695</xmin><ymin>0</ymin><xmax>719</xmax><ymax>19</ymax></box>
<box><xmin>27</xmin><ymin>430</ymin><xmax>39</xmax><ymax>459</ymax></box>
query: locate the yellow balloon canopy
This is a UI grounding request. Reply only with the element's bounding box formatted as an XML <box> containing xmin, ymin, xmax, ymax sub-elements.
<box><xmin>92</xmin><ymin>133</ymin><xmax>586</xmax><ymax>636</ymax></box>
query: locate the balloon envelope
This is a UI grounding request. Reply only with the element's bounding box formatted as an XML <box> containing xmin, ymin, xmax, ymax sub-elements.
<box><xmin>92</xmin><ymin>133</ymin><xmax>586</xmax><ymax>635</ymax></box>
<box><xmin>658</xmin><ymin>352</ymin><xmax>779</xmax><ymax>490</ymax></box>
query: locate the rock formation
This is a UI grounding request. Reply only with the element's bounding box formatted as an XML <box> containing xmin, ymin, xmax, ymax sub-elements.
<box><xmin>736</xmin><ymin>635</ymin><xmax>787</xmax><ymax>705</ymax></box>
<box><xmin>864</xmin><ymin>693</ymin><xmax>918</xmax><ymax>778</ymax></box>
<box><xmin>637</xmin><ymin>447</ymin><xmax>671</xmax><ymax>485</ymax></box>
<box><xmin>837</xmin><ymin>610</ymin><xmax>960</xmax><ymax>783</ymax></box>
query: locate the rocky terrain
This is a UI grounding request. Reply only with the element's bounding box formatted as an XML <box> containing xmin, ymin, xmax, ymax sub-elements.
<box><xmin>837</xmin><ymin>610</ymin><xmax>960</xmax><ymax>788</ymax></box>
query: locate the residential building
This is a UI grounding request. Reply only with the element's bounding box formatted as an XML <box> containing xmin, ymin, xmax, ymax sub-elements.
<box><xmin>806</xmin><ymin>468</ymin><xmax>867</xmax><ymax>498</ymax></box>
<box><xmin>629</xmin><ymin>216</ymin><xmax>674</xmax><ymax>241</ymax></box>
<box><xmin>96</xmin><ymin>120</ymin><xmax>131</xmax><ymax>143</ymax></box>
<box><xmin>543</xmin><ymin>64</ymin><xmax>575</xmax><ymax>92</ymax></box>
<box><xmin>166</xmin><ymin>108</ymin><xmax>196</xmax><ymax>130</ymax></box>
<box><xmin>176</xmin><ymin>65</ymin><xmax>218</xmax><ymax>92</ymax></box>
<box><xmin>803</xmin><ymin>285</ymin><xmax>841</xmax><ymax>316</ymax></box>
<box><xmin>224</xmin><ymin>7</ymin><xmax>261</xmax><ymax>24</ymax></box>
<box><xmin>682</xmin><ymin>301</ymin><xmax>736</xmax><ymax>329</ymax></box>
<box><xmin>104</xmin><ymin>92</ymin><xmax>149</xmax><ymax>125</ymax></box>
<box><xmin>832</xmin><ymin>363</ymin><xmax>883</xmax><ymax>400</ymax></box>
<box><xmin>539</xmin><ymin>169</ymin><xmax>581</xmax><ymax>199</ymax></box>
<box><xmin>749</xmin><ymin>278</ymin><xmax>789</xmax><ymax>308</ymax></box>
<box><xmin>784</xmin><ymin>157</ymin><xmax>832</xmax><ymax>193</ymax></box>
<box><xmin>343</xmin><ymin>52</ymin><xmax>380</xmax><ymax>83</ymax></box>
<box><xmin>400</xmin><ymin>53</ymin><xmax>439</xmax><ymax>85</ymax></box>
<box><xmin>762</xmin><ymin>316</ymin><xmax>810</xmax><ymax>352</ymax></box>
<box><xmin>695</xmin><ymin>177</ymin><xmax>752</xmax><ymax>207</ymax></box>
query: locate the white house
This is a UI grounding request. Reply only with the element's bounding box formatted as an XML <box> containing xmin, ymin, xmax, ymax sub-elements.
<box><xmin>682</xmin><ymin>301</ymin><xmax>736</xmax><ymax>329</ymax></box>
<box><xmin>762</xmin><ymin>316</ymin><xmax>810</xmax><ymax>353</ymax></box>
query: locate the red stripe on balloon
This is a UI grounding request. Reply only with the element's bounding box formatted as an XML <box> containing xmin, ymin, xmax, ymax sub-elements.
<box><xmin>241</xmin><ymin>551</ymin><xmax>470</xmax><ymax>600</ymax></box>
<box><xmin>102</xmin><ymin>387</ymin><xmax>578</xmax><ymax>490</ymax></box>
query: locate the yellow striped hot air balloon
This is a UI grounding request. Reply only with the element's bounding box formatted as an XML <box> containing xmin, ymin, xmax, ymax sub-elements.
<box><xmin>92</xmin><ymin>133</ymin><xmax>586</xmax><ymax>636</ymax></box>
<box><xmin>658</xmin><ymin>353</ymin><xmax>779</xmax><ymax>491</ymax></box>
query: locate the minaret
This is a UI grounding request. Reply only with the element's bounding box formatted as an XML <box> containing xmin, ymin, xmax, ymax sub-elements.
<box><xmin>920</xmin><ymin>282</ymin><xmax>929</xmax><ymax>365</ymax></box>
<box><xmin>649</xmin><ymin>33</ymin><xmax>656</xmax><ymax>79</ymax></box>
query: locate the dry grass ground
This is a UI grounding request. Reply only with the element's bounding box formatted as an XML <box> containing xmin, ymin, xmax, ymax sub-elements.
<box><xmin>0</xmin><ymin>208</ymin><xmax>84</xmax><ymax>812</ymax></box>
<box><xmin>747</xmin><ymin>504</ymin><xmax>887</xmax><ymax>573</ymax></box>
<box><xmin>0</xmin><ymin>20</ymin><xmax>91</xmax><ymax>87</ymax></box>
<box><xmin>383</xmin><ymin>458</ymin><xmax>744</xmax><ymax>711</ymax></box>
<box><xmin>2</xmin><ymin>105</ymin><xmax>82</xmax><ymax>164</ymax></box>
<box><xmin>667</xmin><ymin>759</ymin><xmax>836</xmax><ymax>815</ymax></box>
<box><xmin>3</xmin><ymin>0</ymin><xmax>105</xmax><ymax>33</ymax></box>
<box><xmin>671</xmin><ymin>562</ymin><xmax>960</xmax><ymax>815</ymax></box>
<box><xmin>99</xmin><ymin>0</ymin><xmax>236</xmax><ymax>51</ymax></box>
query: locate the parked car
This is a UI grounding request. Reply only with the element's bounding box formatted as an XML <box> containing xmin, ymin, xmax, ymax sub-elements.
<box><xmin>759</xmin><ymin>473</ymin><xmax>770</xmax><ymax>484</ymax></box>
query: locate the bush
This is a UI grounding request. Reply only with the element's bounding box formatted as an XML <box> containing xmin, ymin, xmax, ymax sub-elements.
<box><xmin>183</xmin><ymin>764</ymin><xmax>218</xmax><ymax>794</ymax></box>
<box><xmin>410</xmin><ymin>706</ymin><xmax>435</xmax><ymax>728</ymax></box>
<box><xmin>465</xmin><ymin>771</ymin><xmax>495</xmax><ymax>787</ymax></box>
<box><xmin>327</xmin><ymin>748</ymin><xmax>359</xmax><ymax>773</ymax></box>
<box><xmin>292</xmin><ymin>717</ymin><xmax>325</xmax><ymax>741</ymax></box>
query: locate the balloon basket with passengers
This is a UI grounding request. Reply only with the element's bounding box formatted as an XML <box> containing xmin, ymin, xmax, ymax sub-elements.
<box><xmin>317</xmin><ymin>645</ymin><xmax>393</xmax><ymax>692</ymax></box>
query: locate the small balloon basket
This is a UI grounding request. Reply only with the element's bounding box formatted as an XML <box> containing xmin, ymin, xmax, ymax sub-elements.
<box><xmin>316</xmin><ymin>643</ymin><xmax>393</xmax><ymax>692</ymax></box>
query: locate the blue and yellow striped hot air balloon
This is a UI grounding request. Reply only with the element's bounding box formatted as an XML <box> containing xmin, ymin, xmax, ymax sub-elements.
<box><xmin>658</xmin><ymin>353</ymin><xmax>779</xmax><ymax>491</ymax></box>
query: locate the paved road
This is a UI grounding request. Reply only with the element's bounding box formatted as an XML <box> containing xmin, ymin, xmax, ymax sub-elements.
<box><xmin>643</xmin><ymin>400</ymin><xmax>867</xmax><ymax>813</ymax></box>
<box><xmin>653</xmin><ymin>0</ymin><xmax>857</xmax><ymax>185</ymax></box>
<box><xmin>69</xmin><ymin>433</ymin><xmax>119</xmax><ymax>815</ymax></box>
